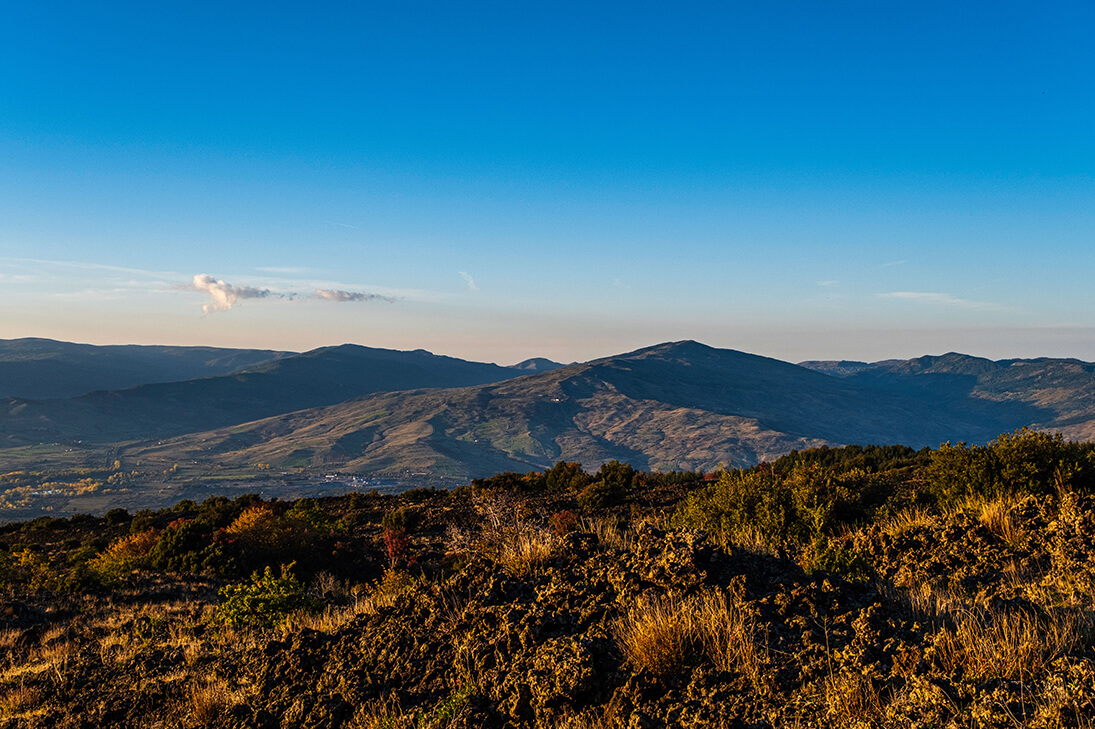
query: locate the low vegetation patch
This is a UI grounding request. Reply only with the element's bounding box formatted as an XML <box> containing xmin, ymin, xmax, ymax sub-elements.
<box><xmin>1</xmin><ymin>430</ymin><xmax>1094</xmax><ymax>727</ymax></box>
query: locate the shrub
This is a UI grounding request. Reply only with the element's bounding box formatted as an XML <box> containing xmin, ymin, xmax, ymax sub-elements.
<box><xmin>549</xmin><ymin>510</ymin><xmax>579</xmax><ymax>536</ymax></box>
<box><xmin>217</xmin><ymin>563</ymin><xmax>318</xmax><ymax>629</ymax></box>
<box><xmin>446</xmin><ymin>491</ymin><xmax>559</xmax><ymax>575</ymax></box>
<box><xmin>927</xmin><ymin>429</ymin><xmax>1095</xmax><ymax>503</ymax></box>
<box><xmin>367</xmin><ymin>567</ymin><xmax>415</xmax><ymax>610</ymax></box>
<box><xmin>89</xmin><ymin>529</ymin><xmax>159</xmax><ymax>582</ymax></box>
<box><xmin>383</xmin><ymin>525</ymin><xmax>410</xmax><ymax>567</ymax></box>
<box><xmin>103</xmin><ymin>508</ymin><xmax>130</xmax><ymax>525</ymax></box>
<box><xmin>544</xmin><ymin>461</ymin><xmax>593</xmax><ymax>492</ymax></box>
<box><xmin>672</xmin><ymin>467</ymin><xmax>798</xmax><ymax>547</ymax></box>
<box><xmin>285</xmin><ymin>498</ymin><xmax>336</xmax><ymax>533</ymax></box>
<box><xmin>576</xmin><ymin>480</ymin><xmax>624</xmax><ymax>511</ymax></box>
<box><xmin>381</xmin><ymin>507</ymin><xmax>414</xmax><ymax>532</ymax></box>
<box><xmin>148</xmin><ymin>520</ymin><xmax>231</xmax><ymax>575</ymax></box>
<box><xmin>802</xmin><ymin>534</ymin><xmax>872</xmax><ymax>582</ymax></box>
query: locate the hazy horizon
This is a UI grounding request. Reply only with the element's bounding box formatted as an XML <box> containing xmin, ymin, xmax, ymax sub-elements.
<box><xmin>3</xmin><ymin>2</ymin><xmax>1092</xmax><ymax>365</ymax></box>
<box><xmin>5</xmin><ymin>332</ymin><xmax>1095</xmax><ymax>371</ymax></box>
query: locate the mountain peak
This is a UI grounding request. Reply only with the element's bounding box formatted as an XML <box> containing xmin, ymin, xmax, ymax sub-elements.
<box><xmin>509</xmin><ymin>357</ymin><xmax>566</xmax><ymax>372</ymax></box>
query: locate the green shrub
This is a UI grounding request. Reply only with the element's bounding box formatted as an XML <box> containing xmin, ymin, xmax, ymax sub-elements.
<box><xmin>576</xmin><ymin>460</ymin><xmax>639</xmax><ymax>511</ymax></box>
<box><xmin>672</xmin><ymin>467</ymin><xmax>799</xmax><ymax>546</ymax></box>
<box><xmin>104</xmin><ymin>508</ymin><xmax>130</xmax><ymax>525</ymax></box>
<box><xmin>802</xmin><ymin>535</ymin><xmax>872</xmax><ymax>582</ymax></box>
<box><xmin>217</xmin><ymin>563</ymin><xmax>318</xmax><ymax>628</ymax></box>
<box><xmin>149</xmin><ymin>520</ymin><xmax>232</xmax><ymax>575</ymax></box>
<box><xmin>544</xmin><ymin>461</ymin><xmax>593</xmax><ymax>492</ymax></box>
<box><xmin>577</xmin><ymin>480</ymin><xmax>623</xmax><ymax>511</ymax></box>
<box><xmin>927</xmin><ymin>429</ymin><xmax>1095</xmax><ymax>503</ymax></box>
<box><xmin>381</xmin><ymin>507</ymin><xmax>414</xmax><ymax>532</ymax></box>
<box><xmin>285</xmin><ymin>498</ymin><xmax>336</xmax><ymax>534</ymax></box>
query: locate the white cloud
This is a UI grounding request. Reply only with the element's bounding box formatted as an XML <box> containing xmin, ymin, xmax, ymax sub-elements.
<box><xmin>459</xmin><ymin>271</ymin><xmax>478</xmax><ymax>291</ymax></box>
<box><xmin>190</xmin><ymin>274</ymin><xmax>273</xmax><ymax>313</ymax></box>
<box><xmin>187</xmin><ymin>274</ymin><xmax>399</xmax><ymax>313</ymax></box>
<box><xmin>816</xmin><ymin>280</ymin><xmax>839</xmax><ymax>287</ymax></box>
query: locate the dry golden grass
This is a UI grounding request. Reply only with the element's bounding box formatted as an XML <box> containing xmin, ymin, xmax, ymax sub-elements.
<box><xmin>880</xmin><ymin>505</ymin><xmax>937</xmax><ymax>537</ymax></box>
<box><xmin>614</xmin><ymin>592</ymin><xmax>696</xmax><ymax>677</ymax></box>
<box><xmin>693</xmin><ymin>589</ymin><xmax>769</xmax><ymax>691</ymax></box>
<box><xmin>727</xmin><ymin>525</ymin><xmax>781</xmax><ymax>557</ymax></box>
<box><xmin>935</xmin><ymin>606</ymin><xmax>1078</xmax><ymax>681</ymax></box>
<box><xmin>282</xmin><ymin>600</ymin><xmax>372</xmax><ymax>634</ymax></box>
<box><xmin>974</xmin><ymin>496</ymin><xmax>1026</xmax><ymax>547</ymax></box>
<box><xmin>187</xmin><ymin>677</ymin><xmax>237</xmax><ymax>725</ymax></box>
<box><xmin>613</xmin><ymin>588</ymin><xmax>767</xmax><ymax>686</ymax></box>
<box><xmin>578</xmin><ymin>516</ymin><xmax>631</xmax><ymax>550</ymax></box>
<box><xmin>823</xmin><ymin>670</ymin><xmax>884</xmax><ymax>728</ymax></box>
<box><xmin>0</xmin><ymin>628</ymin><xmax>21</xmax><ymax>651</ymax></box>
<box><xmin>497</xmin><ymin>526</ymin><xmax>560</xmax><ymax>576</ymax></box>
<box><xmin>0</xmin><ymin>683</ymin><xmax>43</xmax><ymax>718</ymax></box>
<box><xmin>349</xmin><ymin>686</ymin><xmax>471</xmax><ymax>729</ymax></box>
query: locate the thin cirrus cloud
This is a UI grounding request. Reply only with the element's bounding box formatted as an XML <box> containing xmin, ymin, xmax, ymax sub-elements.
<box><xmin>459</xmin><ymin>271</ymin><xmax>478</xmax><ymax>291</ymax></box>
<box><xmin>189</xmin><ymin>274</ymin><xmax>393</xmax><ymax>313</ymax></box>
<box><xmin>878</xmin><ymin>291</ymin><xmax>1004</xmax><ymax>311</ymax></box>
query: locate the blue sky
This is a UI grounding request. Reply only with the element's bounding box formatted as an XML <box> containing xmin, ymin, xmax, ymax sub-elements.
<box><xmin>2</xmin><ymin>1</ymin><xmax>1093</xmax><ymax>364</ymax></box>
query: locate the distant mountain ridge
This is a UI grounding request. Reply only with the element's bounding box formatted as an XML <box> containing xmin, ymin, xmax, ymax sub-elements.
<box><xmin>0</xmin><ymin>338</ymin><xmax>290</xmax><ymax>399</ymax></box>
<box><xmin>4</xmin><ymin>340</ymin><xmax>1095</xmax><ymax>479</ymax></box>
<box><xmin>126</xmin><ymin>341</ymin><xmax>1094</xmax><ymax>478</ymax></box>
<box><xmin>0</xmin><ymin>344</ymin><xmax>535</xmax><ymax>444</ymax></box>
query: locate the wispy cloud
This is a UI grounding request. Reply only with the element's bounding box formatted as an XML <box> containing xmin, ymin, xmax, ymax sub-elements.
<box><xmin>0</xmin><ymin>273</ymin><xmax>37</xmax><ymax>284</ymax></box>
<box><xmin>313</xmin><ymin>288</ymin><xmax>395</xmax><ymax>303</ymax></box>
<box><xmin>881</xmin><ymin>260</ymin><xmax>908</xmax><ymax>268</ymax></box>
<box><xmin>187</xmin><ymin>274</ymin><xmax>396</xmax><ymax>313</ymax></box>
<box><xmin>459</xmin><ymin>271</ymin><xmax>478</xmax><ymax>291</ymax></box>
<box><xmin>878</xmin><ymin>291</ymin><xmax>1004</xmax><ymax>311</ymax></box>
<box><xmin>1</xmin><ymin>256</ymin><xmax>179</xmax><ymax>279</ymax></box>
<box><xmin>816</xmin><ymin>280</ymin><xmax>839</xmax><ymax>287</ymax></box>
<box><xmin>256</xmin><ymin>266</ymin><xmax>313</xmax><ymax>275</ymax></box>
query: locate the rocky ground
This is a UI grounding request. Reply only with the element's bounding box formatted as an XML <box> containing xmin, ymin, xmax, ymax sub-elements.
<box><xmin>1</xmin><ymin>476</ymin><xmax>1094</xmax><ymax>728</ymax></box>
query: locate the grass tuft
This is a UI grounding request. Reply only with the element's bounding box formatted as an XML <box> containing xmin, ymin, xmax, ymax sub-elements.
<box><xmin>187</xmin><ymin>677</ymin><xmax>236</xmax><ymax>725</ymax></box>
<box><xmin>613</xmin><ymin>587</ymin><xmax>767</xmax><ymax>687</ymax></box>
<box><xmin>935</xmin><ymin>606</ymin><xmax>1078</xmax><ymax>681</ymax></box>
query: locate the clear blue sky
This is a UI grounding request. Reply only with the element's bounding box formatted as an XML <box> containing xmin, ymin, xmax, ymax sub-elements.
<box><xmin>2</xmin><ymin>1</ymin><xmax>1093</xmax><ymax>364</ymax></box>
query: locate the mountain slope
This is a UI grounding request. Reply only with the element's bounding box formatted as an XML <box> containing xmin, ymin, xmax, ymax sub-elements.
<box><xmin>127</xmin><ymin>341</ymin><xmax>1073</xmax><ymax>478</ymax></box>
<box><xmin>808</xmin><ymin>353</ymin><xmax>1095</xmax><ymax>441</ymax></box>
<box><xmin>0</xmin><ymin>338</ymin><xmax>289</xmax><ymax>399</ymax></box>
<box><xmin>0</xmin><ymin>344</ymin><xmax>529</xmax><ymax>444</ymax></box>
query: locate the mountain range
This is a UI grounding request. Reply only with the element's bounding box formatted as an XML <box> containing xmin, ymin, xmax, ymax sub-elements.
<box><xmin>2</xmin><ymin>339</ymin><xmax>1093</xmax><ymax>477</ymax></box>
<box><xmin>0</xmin><ymin>338</ymin><xmax>289</xmax><ymax>399</ymax></box>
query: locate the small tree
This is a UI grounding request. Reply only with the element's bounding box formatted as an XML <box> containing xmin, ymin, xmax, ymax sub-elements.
<box><xmin>217</xmin><ymin>563</ymin><xmax>317</xmax><ymax>629</ymax></box>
